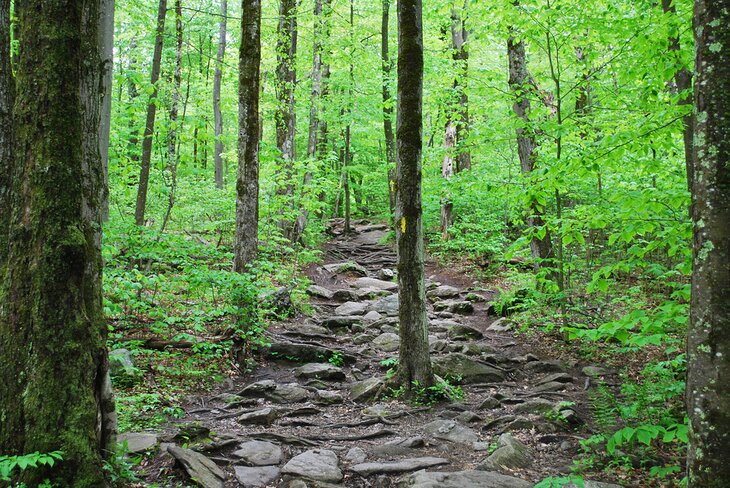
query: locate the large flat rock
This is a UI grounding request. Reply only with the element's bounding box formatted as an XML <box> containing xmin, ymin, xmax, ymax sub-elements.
<box><xmin>233</xmin><ymin>440</ymin><xmax>282</xmax><ymax>466</ymax></box>
<box><xmin>235</xmin><ymin>466</ymin><xmax>281</xmax><ymax>487</ymax></box>
<box><xmin>349</xmin><ymin>457</ymin><xmax>448</xmax><ymax>476</ymax></box>
<box><xmin>401</xmin><ymin>469</ymin><xmax>532</xmax><ymax>488</ymax></box>
<box><xmin>281</xmin><ymin>449</ymin><xmax>343</xmax><ymax>483</ymax></box>
<box><xmin>167</xmin><ymin>446</ymin><xmax>225</xmax><ymax>488</ymax></box>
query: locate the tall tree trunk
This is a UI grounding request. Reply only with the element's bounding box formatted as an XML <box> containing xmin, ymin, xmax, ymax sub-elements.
<box><xmin>275</xmin><ymin>0</ymin><xmax>297</xmax><ymax>240</ymax></box>
<box><xmin>395</xmin><ymin>0</ymin><xmax>433</xmax><ymax>393</ymax></box>
<box><xmin>451</xmin><ymin>0</ymin><xmax>470</xmax><ymax>172</ymax></box>
<box><xmin>343</xmin><ymin>0</ymin><xmax>354</xmax><ymax>234</ymax></box>
<box><xmin>662</xmin><ymin>0</ymin><xmax>694</xmax><ymax>194</ymax></box>
<box><xmin>440</xmin><ymin>122</ymin><xmax>455</xmax><ymax>239</ymax></box>
<box><xmin>162</xmin><ymin>0</ymin><xmax>183</xmax><ymax>233</ymax></box>
<box><xmin>99</xmin><ymin>0</ymin><xmax>114</xmax><ymax>221</ymax></box>
<box><xmin>213</xmin><ymin>0</ymin><xmax>227</xmax><ymax>189</ymax></box>
<box><xmin>0</xmin><ymin>0</ymin><xmax>113</xmax><ymax>484</ymax></box>
<box><xmin>292</xmin><ymin>0</ymin><xmax>326</xmax><ymax>243</ymax></box>
<box><xmin>686</xmin><ymin>1</ymin><xmax>730</xmax><ymax>485</ymax></box>
<box><xmin>0</xmin><ymin>0</ymin><xmax>14</xmax><ymax>261</ymax></box>
<box><xmin>134</xmin><ymin>0</ymin><xmax>167</xmax><ymax>226</ymax></box>
<box><xmin>506</xmin><ymin>33</ymin><xmax>554</xmax><ymax>271</ymax></box>
<box><xmin>127</xmin><ymin>37</ymin><xmax>140</xmax><ymax>164</ymax></box>
<box><xmin>234</xmin><ymin>0</ymin><xmax>262</xmax><ymax>271</ymax></box>
<box><xmin>381</xmin><ymin>0</ymin><xmax>396</xmax><ymax>217</ymax></box>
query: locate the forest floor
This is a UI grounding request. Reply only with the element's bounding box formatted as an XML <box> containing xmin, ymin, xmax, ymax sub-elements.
<box><xmin>124</xmin><ymin>221</ymin><xmax>631</xmax><ymax>488</ymax></box>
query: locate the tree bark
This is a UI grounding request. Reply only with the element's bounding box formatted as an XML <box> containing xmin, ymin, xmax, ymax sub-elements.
<box><xmin>275</xmin><ymin>0</ymin><xmax>297</xmax><ymax>240</ymax></box>
<box><xmin>0</xmin><ymin>0</ymin><xmax>113</xmax><ymax>484</ymax></box>
<box><xmin>396</xmin><ymin>0</ymin><xmax>433</xmax><ymax>392</ymax></box>
<box><xmin>381</xmin><ymin>0</ymin><xmax>396</xmax><ymax>217</ymax></box>
<box><xmin>134</xmin><ymin>0</ymin><xmax>167</xmax><ymax>226</ymax></box>
<box><xmin>233</xmin><ymin>0</ymin><xmax>262</xmax><ymax>271</ymax></box>
<box><xmin>686</xmin><ymin>1</ymin><xmax>730</xmax><ymax>485</ymax></box>
<box><xmin>213</xmin><ymin>0</ymin><xmax>227</xmax><ymax>189</ymax></box>
<box><xmin>162</xmin><ymin>0</ymin><xmax>183</xmax><ymax>233</ymax></box>
<box><xmin>99</xmin><ymin>0</ymin><xmax>114</xmax><ymax>221</ymax></box>
<box><xmin>662</xmin><ymin>0</ymin><xmax>694</xmax><ymax>194</ymax></box>
<box><xmin>451</xmin><ymin>0</ymin><xmax>470</xmax><ymax>172</ymax></box>
<box><xmin>506</xmin><ymin>33</ymin><xmax>554</xmax><ymax>270</ymax></box>
<box><xmin>440</xmin><ymin>121</ymin><xmax>455</xmax><ymax>239</ymax></box>
<box><xmin>0</xmin><ymin>0</ymin><xmax>14</xmax><ymax>262</ymax></box>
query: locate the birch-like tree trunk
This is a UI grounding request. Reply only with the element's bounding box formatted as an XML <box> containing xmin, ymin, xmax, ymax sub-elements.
<box><xmin>162</xmin><ymin>0</ymin><xmax>183</xmax><ymax>232</ymax></box>
<box><xmin>213</xmin><ymin>0</ymin><xmax>227</xmax><ymax>189</ymax></box>
<box><xmin>134</xmin><ymin>0</ymin><xmax>167</xmax><ymax>226</ymax></box>
<box><xmin>381</xmin><ymin>0</ymin><xmax>396</xmax><ymax>216</ymax></box>
<box><xmin>395</xmin><ymin>0</ymin><xmax>433</xmax><ymax>393</ymax></box>
<box><xmin>234</xmin><ymin>0</ymin><xmax>262</xmax><ymax>271</ymax></box>
<box><xmin>686</xmin><ymin>1</ymin><xmax>730</xmax><ymax>485</ymax></box>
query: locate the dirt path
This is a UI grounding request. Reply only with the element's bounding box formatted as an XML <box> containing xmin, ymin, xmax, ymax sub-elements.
<box><xmin>126</xmin><ymin>221</ymin><xmax>622</xmax><ymax>488</ymax></box>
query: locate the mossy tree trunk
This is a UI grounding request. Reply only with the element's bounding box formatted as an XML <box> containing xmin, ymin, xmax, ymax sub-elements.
<box><xmin>686</xmin><ymin>1</ymin><xmax>730</xmax><ymax>485</ymax></box>
<box><xmin>0</xmin><ymin>0</ymin><xmax>115</xmax><ymax>486</ymax></box>
<box><xmin>395</xmin><ymin>0</ymin><xmax>434</xmax><ymax>393</ymax></box>
<box><xmin>0</xmin><ymin>0</ymin><xmax>14</xmax><ymax>259</ymax></box>
<box><xmin>381</xmin><ymin>0</ymin><xmax>396</xmax><ymax>219</ymax></box>
<box><xmin>234</xmin><ymin>0</ymin><xmax>262</xmax><ymax>272</ymax></box>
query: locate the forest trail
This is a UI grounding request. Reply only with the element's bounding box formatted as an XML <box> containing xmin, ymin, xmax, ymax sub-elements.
<box><xmin>125</xmin><ymin>221</ymin><xmax>622</xmax><ymax>488</ymax></box>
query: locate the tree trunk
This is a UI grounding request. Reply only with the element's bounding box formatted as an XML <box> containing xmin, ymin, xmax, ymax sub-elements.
<box><xmin>0</xmin><ymin>0</ymin><xmax>114</xmax><ymax>484</ymax></box>
<box><xmin>440</xmin><ymin>121</ymin><xmax>455</xmax><ymax>239</ymax></box>
<box><xmin>213</xmin><ymin>0</ymin><xmax>227</xmax><ymax>189</ymax></box>
<box><xmin>275</xmin><ymin>0</ymin><xmax>297</xmax><ymax>240</ymax></box>
<box><xmin>506</xmin><ymin>33</ymin><xmax>554</xmax><ymax>270</ymax></box>
<box><xmin>382</xmin><ymin>0</ymin><xmax>396</xmax><ymax>217</ymax></box>
<box><xmin>161</xmin><ymin>0</ymin><xmax>183</xmax><ymax>233</ymax></box>
<box><xmin>451</xmin><ymin>0</ymin><xmax>470</xmax><ymax>172</ymax></box>
<box><xmin>233</xmin><ymin>0</ymin><xmax>262</xmax><ymax>272</ymax></box>
<box><xmin>134</xmin><ymin>0</ymin><xmax>167</xmax><ymax>226</ymax></box>
<box><xmin>662</xmin><ymin>0</ymin><xmax>694</xmax><ymax>194</ymax></box>
<box><xmin>99</xmin><ymin>0</ymin><xmax>114</xmax><ymax>221</ymax></box>
<box><xmin>0</xmin><ymin>0</ymin><xmax>14</xmax><ymax>261</ymax></box>
<box><xmin>396</xmin><ymin>0</ymin><xmax>433</xmax><ymax>393</ymax></box>
<box><xmin>126</xmin><ymin>36</ymin><xmax>140</xmax><ymax>164</ymax></box>
<box><xmin>686</xmin><ymin>1</ymin><xmax>730</xmax><ymax>485</ymax></box>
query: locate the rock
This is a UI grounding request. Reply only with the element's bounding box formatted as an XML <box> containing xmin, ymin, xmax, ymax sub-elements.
<box><xmin>422</xmin><ymin>420</ymin><xmax>479</xmax><ymax>444</ymax></box>
<box><xmin>350</xmin><ymin>377</ymin><xmax>383</xmax><ymax>402</ymax></box>
<box><xmin>403</xmin><ymin>469</ymin><xmax>532</xmax><ymax>488</ymax></box>
<box><xmin>109</xmin><ymin>348</ymin><xmax>137</xmax><ymax>377</ymax></box>
<box><xmin>281</xmin><ymin>449</ymin><xmax>343</xmax><ymax>483</ymax></box>
<box><xmin>233</xmin><ymin>440</ymin><xmax>283</xmax><ymax>466</ymax></box>
<box><xmin>362</xmin><ymin>310</ymin><xmax>382</xmax><ymax>322</ymax></box>
<box><xmin>335</xmin><ymin>301</ymin><xmax>368</xmax><ymax>316</ymax></box>
<box><xmin>426</xmin><ymin>285</ymin><xmax>460</xmax><ymax>300</ymax></box>
<box><xmin>174</xmin><ymin>422</ymin><xmax>211</xmax><ymax>442</ymax></box>
<box><xmin>320</xmin><ymin>316</ymin><xmax>362</xmax><ymax>330</ymax></box>
<box><xmin>352</xmin><ymin>333</ymin><xmax>377</xmax><ymax>345</ymax></box>
<box><xmin>356</xmin><ymin>287</ymin><xmax>391</xmax><ymax>300</ymax></box>
<box><xmin>368</xmin><ymin>294</ymin><xmax>399</xmax><ymax>316</ymax></box>
<box><xmin>537</xmin><ymin>372</ymin><xmax>574</xmax><ymax>385</ymax></box>
<box><xmin>378</xmin><ymin>268</ymin><xmax>395</xmax><ymax>281</ymax></box>
<box><xmin>268</xmin><ymin>341</ymin><xmax>353</xmax><ymax>365</ymax></box>
<box><xmin>241</xmin><ymin>380</ymin><xmax>310</xmax><ymax>403</ymax></box>
<box><xmin>486</xmin><ymin>318</ymin><xmax>512</xmax><ymax>332</ymax></box>
<box><xmin>167</xmin><ymin>446</ymin><xmax>225</xmax><ymax>488</ymax></box>
<box><xmin>447</xmin><ymin>324</ymin><xmax>484</xmax><ymax>341</ymax></box>
<box><xmin>307</xmin><ymin>285</ymin><xmax>334</xmax><ymax>300</ymax></box>
<box><xmin>332</xmin><ymin>289</ymin><xmax>360</xmax><ymax>302</ymax></box>
<box><xmin>385</xmin><ymin>436</ymin><xmax>425</xmax><ymax>448</ymax></box>
<box><xmin>465</xmin><ymin>292</ymin><xmax>486</xmax><ymax>302</ymax></box>
<box><xmin>354</xmin><ymin>277</ymin><xmax>399</xmax><ymax>292</ymax></box>
<box><xmin>345</xmin><ymin>447</ymin><xmax>367</xmax><ymax>464</ymax></box>
<box><xmin>118</xmin><ymin>433</ymin><xmax>158</xmax><ymax>453</ymax></box>
<box><xmin>455</xmin><ymin>411</ymin><xmax>482</xmax><ymax>423</ymax></box>
<box><xmin>478</xmin><ymin>396</ymin><xmax>501</xmax><ymax>410</ymax></box>
<box><xmin>433</xmin><ymin>300</ymin><xmax>474</xmax><ymax>314</ymax></box>
<box><xmin>296</xmin><ymin>363</ymin><xmax>346</xmax><ymax>382</ymax></box>
<box><xmin>583</xmin><ymin>365</ymin><xmax>612</xmax><ymax>377</ymax></box>
<box><xmin>323</xmin><ymin>262</ymin><xmax>367</xmax><ymax>276</ymax></box>
<box><xmin>238</xmin><ymin>408</ymin><xmax>279</xmax><ymax>425</ymax></box>
<box><xmin>235</xmin><ymin>466</ymin><xmax>281</xmax><ymax>488</ymax></box>
<box><xmin>462</xmin><ymin>343</ymin><xmax>495</xmax><ymax>355</ymax></box>
<box><xmin>524</xmin><ymin>360</ymin><xmax>566</xmax><ymax>374</ymax></box>
<box><xmin>432</xmin><ymin>354</ymin><xmax>505</xmax><ymax>384</ymax></box>
<box><xmin>478</xmin><ymin>433</ymin><xmax>531</xmax><ymax>471</ymax></box>
<box><xmin>513</xmin><ymin>399</ymin><xmax>555</xmax><ymax>415</ymax></box>
<box><xmin>534</xmin><ymin>381</ymin><xmax>568</xmax><ymax>393</ymax></box>
<box><xmin>288</xmin><ymin>323</ymin><xmax>331</xmax><ymax>338</ymax></box>
<box><xmin>314</xmin><ymin>389</ymin><xmax>344</xmax><ymax>404</ymax></box>
<box><xmin>373</xmin><ymin>332</ymin><xmax>400</xmax><ymax>352</ymax></box>
<box><xmin>263</xmin><ymin>286</ymin><xmax>295</xmax><ymax>317</ymax></box>
<box><xmin>350</xmin><ymin>457</ymin><xmax>449</xmax><ymax>476</ymax></box>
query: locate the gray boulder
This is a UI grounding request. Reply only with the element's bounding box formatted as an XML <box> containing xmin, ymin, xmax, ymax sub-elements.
<box><xmin>350</xmin><ymin>377</ymin><xmax>383</xmax><ymax>402</ymax></box>
<box><xmin>354</xmin><ymin>277</ymin><xmax>398</xmax><ymax>292</ymax></box>
<box><xmin>426</xmin><ymin>285</ymin><xmax>460</xmax><ymax>300</ymax></box>
<box><xmin>295</xmin><ymin>363</ymin><xmax>346</xmax><ymax>381</ymax></box>
<box><xmin>167</xmin><ymin>446</ymin><xmax>225</xmax><ymax>488</ymax></box>
<box><xmin>373</xmin><ymin>332</ymin><xmax>400</xmax><ymax>352</ymax></box>
<box><xmin>235</xmin><ymin>466</ymin><xmax>281</xmax><ymax>488</ymax></box>
<box><xmin>323</xmin><ymin>262</ymin><xmax>367</xmax><ymax>276</ymax></box>
<box><xmin>402</xmin><ymin>470</ymin><xmax>532</xmax><ymax>488</ymax></box>
<box><xmin>478</xmin><ymin>433</ymin><xmax>531</xmax><ymax>471</ymax></box>
<box><xmin>233</xmin><ymin>440</ymin><xmax>282</xmax><ymax>466</ymax></box>
<box><xmin>422</xmin><ymin>420</ymin><xmax>479</xmax><ymax>444</ymax></box>
<box><xmin>368</xmin><ymin>294</ymin><xmax>399</xmax><ymax>316</ymax></box>
<box><xmin>432</xmin><ymin>354</ymin><xmax>505</xmax><ymax>383</ymax></box>
<box><xmin>281</xmin><ymin>449</ymin><xmax>343</xmax><ymax>483</ymax></box>
<box><xmin>118</xmin><ymin>433</ymin><xmax>158</xmax><ymax>453</ymax></box>
<box><xmin>335</xmin><ymin>301</ymin><xmax>368</xmax><ymax>316</ymax></box>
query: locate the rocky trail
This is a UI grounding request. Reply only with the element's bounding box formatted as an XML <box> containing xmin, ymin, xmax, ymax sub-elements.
<box><xmin>124</xmin><ymin>221</ymin><xmax>623</xmax><ymax>488</ymax></box>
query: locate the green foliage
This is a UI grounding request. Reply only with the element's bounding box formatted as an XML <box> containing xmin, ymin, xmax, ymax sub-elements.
<box><xmin>0</xmin><ymin>451</ymin><xmax>63</xmax><ymax>483</ymax></box>
<box><xmin>327</xmin><ymin>351</ymin><xmax>344</xmax><ymax>367</ymax></box>
<box><xmin>103</xmin><ymin>442</ymin><xmax>140</xmax><ymax>486</ymax></box>
<box><xmin>534</xmin><ymin>476</ymin><xmax>585</xmax><ymax>488</ymax></box>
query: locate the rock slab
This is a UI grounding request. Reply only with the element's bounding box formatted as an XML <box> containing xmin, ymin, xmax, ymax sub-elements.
<box><xmin>235</xmin><ymin>466</ymin><xmax>281</xmax><ymax>487</ymax></box>
<box><xmin>167</xmin><ymin>446</ymin><xmax>225</xmax><ymax>488</ymax></box>
<box><xmin>350</xmin><ymin>457</ymin><xmax>449</xmax><ymax>476</ymax></box>
<box><xmin>281</xmin><ymin>449</ymin><xmax>343</xmax><ymax>483</ymax></box>
<box><xmin>402</xmin><ymin>469</ymin><xmax>532</xmax><ymax>488</ymax></box>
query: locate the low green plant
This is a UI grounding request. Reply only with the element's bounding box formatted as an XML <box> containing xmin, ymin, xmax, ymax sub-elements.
<box><xmin>534</xmin><ymin>475</ymin><xmax>585</xmax><ymax>487</ymax></box>
<box><xmin>328</xmin><ymin>351</ymin><xmax>344</xmax><ymax>367</ymax></box>
<box><xmin>0</xmin><ymin>450</ymin><xmax>63</xmax><ymax>484</ymax></box>
<box><xmin>103</xmin><ymin>442</ymin><xmax>140</xmax><ymax>486</ymax></box>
